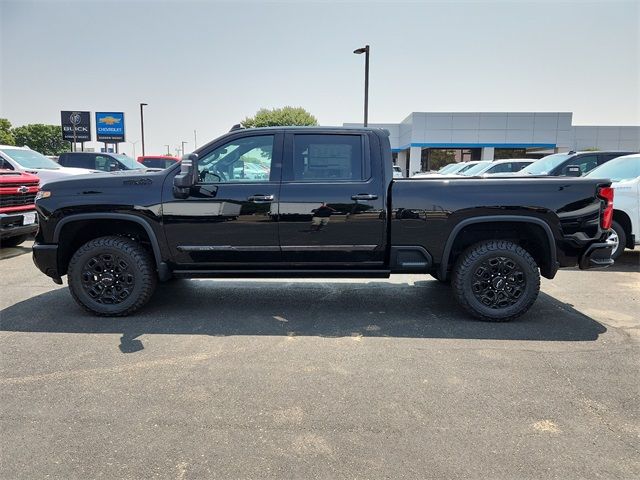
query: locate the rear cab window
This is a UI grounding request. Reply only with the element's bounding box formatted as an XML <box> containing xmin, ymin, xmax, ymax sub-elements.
<box><xmin>290</xmin><ymin>134</ymin><xmax>367</xmax><ymax>182</ymax></box>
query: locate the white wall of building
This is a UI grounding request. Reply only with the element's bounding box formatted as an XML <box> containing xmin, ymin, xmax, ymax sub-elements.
<box><xmin>345</xmin><ymin>112</ymin><xmax>640</xmax><ymax>154</ymax></box>
<box><xmin>572</xmin><ymin>126</ymin><xmax>640</xmax><ymax>151</ymax></box>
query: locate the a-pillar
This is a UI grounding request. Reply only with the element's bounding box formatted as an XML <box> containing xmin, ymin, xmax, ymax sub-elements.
<box><xmin>409</xmin><ymin>146</ymin><xmax>422</xmax><ymax>175</ymax></box>
<box><xmin>481</xmin><ymin>147</ymin><xmax>495</xmax><ymax>161</ymax></box>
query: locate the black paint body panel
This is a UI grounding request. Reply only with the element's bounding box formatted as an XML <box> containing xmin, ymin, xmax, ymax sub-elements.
<box><xmin>33</xmin><ymin>127</ymin><xmax>611</xmax><ymax>281</ymax></box>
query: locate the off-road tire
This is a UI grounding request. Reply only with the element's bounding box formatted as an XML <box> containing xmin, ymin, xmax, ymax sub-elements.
<box><xmin>0</xmin><ymin>235</ymin><xmax>28</xmax><ymax>248</ymax></box>
<box><xmin>452</xmin><ymin>240</ymin><xmax>540</xmax><ymax>322</ymax></box>
<box><xmin>610</xmin><ymin>220</ymin><xmax>627</xmax><ymax>260</ymax></box>
<box><xmin>68</xmin><ymin>236</ymin><xmax>157</xmax><ymax>316</ymax></box>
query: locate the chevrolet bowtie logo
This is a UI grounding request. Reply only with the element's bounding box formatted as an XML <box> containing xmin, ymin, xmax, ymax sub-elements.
<box><xmin>17</xmin><ymin>185</ymin><xmax>29</xmax><ymax>194</ymax></box>
<box><xmin>99</xmin><ymin>116</ymin><xmax>122</xmax><ymax>125</ymax></box>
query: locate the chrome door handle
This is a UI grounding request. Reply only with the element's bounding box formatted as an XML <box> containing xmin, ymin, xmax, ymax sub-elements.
<box><xmin>248</xmin><ymin>194</ymin><xmax>274</xmax><ymax>203</ymax></box>
<box><xmin>351</xmin><ymin>193</ymin><xmax>378</xmax><ymax>201</ymax></box>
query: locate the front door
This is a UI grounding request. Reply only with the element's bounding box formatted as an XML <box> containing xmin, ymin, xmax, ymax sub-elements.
<box><xmin>162</xmin><ymin>133</ymin><xmax>283</xmax><ymax>267</ymax></box>
<box><xmin>277</xmin><ymin>132</ymin><xmax>386</xmax><ymax>266</ymax></box>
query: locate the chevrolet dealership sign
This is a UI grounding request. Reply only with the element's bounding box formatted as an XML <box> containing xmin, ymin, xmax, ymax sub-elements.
<box><xmin>96</xmin><ymin>112</ymin><xmax>125</xmax><ymax>142</ymax></box>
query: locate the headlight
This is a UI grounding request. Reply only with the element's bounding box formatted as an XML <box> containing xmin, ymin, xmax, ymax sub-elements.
<box><xmin>35</xmin><ymin>191</ymin><xmax>51</xmax><ymax>201</ymax></box>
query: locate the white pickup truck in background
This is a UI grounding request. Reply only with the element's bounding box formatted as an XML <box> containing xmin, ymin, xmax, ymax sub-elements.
<box><xmin>587</xmin><ymin>153</ymin><xmax>640</xmax><ymax>259</ymax></box>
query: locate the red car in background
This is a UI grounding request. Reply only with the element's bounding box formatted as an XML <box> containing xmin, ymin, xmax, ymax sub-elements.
<box><xmin>137</xmin><ymin>155</ymin><xmax>180</xmax><ymax>169</ymax></box>
<box><xmin>0</xmin><ymin>169</ymin><xmax>39</xmax><ymax>247</ymax></box>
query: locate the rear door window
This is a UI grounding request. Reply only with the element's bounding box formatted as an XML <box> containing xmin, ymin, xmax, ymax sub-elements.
<box><xmin>291</xmin><ymin>134</ymin><xmax>364</xmax><ymax>181</ymax></box>
<box><xmin>62</xmin><ymin>154</ymin><xmax>90</xmax><ymax>168</ymax></box>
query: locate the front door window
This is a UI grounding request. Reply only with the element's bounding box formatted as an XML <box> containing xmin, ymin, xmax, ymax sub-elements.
<box><xmin>197</xmin><ymin>135</ymin><xmax>274</xmax><ymax>183</ymax></box>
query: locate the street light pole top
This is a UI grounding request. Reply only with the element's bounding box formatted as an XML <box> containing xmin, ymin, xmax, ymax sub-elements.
<box><xmin>140</xmin><ymin>103</ymin><xmax>148</xmax><ymax>107</ymax></box>
<box><xmin>353</xmin><ymin>45</ymin><xmax>369</xmax><ymax>54</ymax></box>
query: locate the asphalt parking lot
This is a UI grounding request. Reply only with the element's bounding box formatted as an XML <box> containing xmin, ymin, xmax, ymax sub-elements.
<box><xmin>1</xmin><ymin>242</ymin><xmax>638</xmax><ymax>479</ymax></box>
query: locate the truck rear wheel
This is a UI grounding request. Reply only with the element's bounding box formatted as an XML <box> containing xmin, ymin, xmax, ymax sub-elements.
<box><xmin>452</xmin><ymin>240</ymin><xmax>540</xmax><ymax>322</ymax></box>
<box><xmin>68</xmin><ymin>236</ymin><xmax>157</xmax><ymax>316</ymax></box>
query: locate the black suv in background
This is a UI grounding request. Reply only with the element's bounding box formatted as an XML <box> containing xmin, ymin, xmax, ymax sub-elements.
<box><xmin>519</xmin><ymin>150</ymin><xmax>636</xmax><ymax>177</ymax></box>
<box><xmin>58</xmin><ymin>152</ymin><xmax>147</xmax><ymax>172</ymax></box>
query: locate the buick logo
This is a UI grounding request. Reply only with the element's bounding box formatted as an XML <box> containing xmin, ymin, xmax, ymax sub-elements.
<box><xmin>17</xmin><ymin>186</ymin><xmax>29</xmax><ymax>194</ymax></box>
<box><xmin>70</xmin><ymin>112</ymin><xmax>82</xmax><ymax>125</ymax></box>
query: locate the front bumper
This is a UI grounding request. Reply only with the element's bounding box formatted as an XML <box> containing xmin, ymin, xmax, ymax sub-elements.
<box><xmin>0</xmin><ymin>212</ymin><xmax>38</xmax><ymax>240</ymax></box>
<box><xmin>578</xmin><ymin>241</ymin><xmax>614</xmax><ymax>270</ymax></box>
<box><xmin>32</xmin><ymin>242</ymin><xmax>62</xmax><ymax>284</ymax></box>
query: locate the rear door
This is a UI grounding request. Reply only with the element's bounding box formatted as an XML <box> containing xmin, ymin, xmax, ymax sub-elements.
<box><xmin>277</xmin><ymin>131</ymin><xmax>386</xmax><ymax>266</ymax></box>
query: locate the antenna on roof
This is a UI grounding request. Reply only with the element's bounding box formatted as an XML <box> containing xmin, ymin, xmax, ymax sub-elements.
<box><xmin>229</xmin><ymin>124</ymin><xmax>244</xmax><ymax>132</ymax></box>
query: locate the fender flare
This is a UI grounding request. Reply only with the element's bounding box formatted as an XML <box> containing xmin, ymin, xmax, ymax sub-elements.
<box><xmin>53</xmin><ymin>213</ymin><xmax>164</xmax><ymax>269</ymax></box>
<box><xmin>437</xmin><ymin>215</ymin><xmax>558</xmax><ymax>279</ymax></box>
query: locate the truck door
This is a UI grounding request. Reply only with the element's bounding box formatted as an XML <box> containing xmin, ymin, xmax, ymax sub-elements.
<box><xmin>162</xmin><ymin>133</ymin><xmax>283</xmax><ymax>266</ymax></box>
<box><xmin>277</xmin><ymin>131</ymin><xmax>387</xmax><ymax>266</ymax></box>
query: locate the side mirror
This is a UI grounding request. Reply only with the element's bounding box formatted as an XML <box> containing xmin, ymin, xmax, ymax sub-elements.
<box><xmin>173</xmin><ymin>153</ymin><xmax>199</xmax><ymax>199</ymax></box>
<box><xmin>564</xmin><ymin>165</ymin><xmax>582</xmax><ymax>177</ymax></box>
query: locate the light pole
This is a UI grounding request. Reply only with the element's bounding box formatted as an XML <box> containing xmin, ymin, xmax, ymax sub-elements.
<box><xmin>181</xmin><ymin>141</ymin><xmax>188</xmax><ymax>156</ymax></box>
<box><xmin>353</xmin><ymin>45</ymin><xmax>370</xmax><ymax>127</ymax></box>
<box><xmin>139</xmin><ymin>103</ymin><xmax>148</xmax><ymax>156</ymax></box>
<box><xmin>164</xmin><ymin>144</ymin><xmax>170</xmax><ymax>155</ymax></box>
<box><xmin>129</xmin><ymin>139</ymin><xmax>140</xmax><ymax>159</ymax></box>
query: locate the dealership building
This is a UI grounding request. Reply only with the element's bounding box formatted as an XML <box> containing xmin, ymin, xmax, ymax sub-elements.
<box><xmin>345</xmin><ymin>112</ymin><xmax>640</xmax><ymax>175</ymax></box>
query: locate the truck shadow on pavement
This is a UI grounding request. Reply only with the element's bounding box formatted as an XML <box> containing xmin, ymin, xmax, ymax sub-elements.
<box><xmin>0</xmin><ymin>279</ymin><xmax>606</xmax><ymax>351</ymax></box>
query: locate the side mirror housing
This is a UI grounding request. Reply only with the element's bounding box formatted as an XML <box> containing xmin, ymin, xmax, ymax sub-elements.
<box><xmin>564</xmin><ymin>165</ymin><xmax>582</xmax><ymax>177</ymax></box>
<box><xmin>173</xmin><ymin>153</ymin><xmax>199</xmax><ymax>198</ymax></box>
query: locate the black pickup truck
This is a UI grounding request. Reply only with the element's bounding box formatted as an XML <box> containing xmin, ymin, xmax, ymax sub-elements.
<box><xmin>32</xmin><ymin>127</ymin><xmax>615</xmax><ymax>321</ymax></box>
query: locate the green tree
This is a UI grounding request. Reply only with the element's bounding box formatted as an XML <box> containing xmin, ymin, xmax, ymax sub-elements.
<box><xmin>242</xmin><ymin>106</ymin><xmax>318</xmax><ymax>128</ymax></box>
<box><xmin>12</xmin><ymin>124</ymin><xmax>70</xmax><ymax>155</ymax></box>
<box><xmin>0</xmin><ymin>118</ymin><xmax>15</xmax><ymax>145</ymax></box>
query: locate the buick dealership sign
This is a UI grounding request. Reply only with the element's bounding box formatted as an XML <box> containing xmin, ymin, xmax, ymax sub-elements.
<box><xmin>96</xmin><ymin>112</ymin><xmax>125</xmax><ymax>142</ymax></box>
<box><xmin>61</xmin><ymin>111</ymin><xmax>91</xmax><ymax>142</ymax></box>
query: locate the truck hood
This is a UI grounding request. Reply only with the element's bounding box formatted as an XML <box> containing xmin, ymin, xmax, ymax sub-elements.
<box><xmin>29</xmin><ymin>166</ymin><xmax>101</xmax><ymax>186</ymax></box>
<box><xmin>41</xmin><ymin>168</ymin><xmax>165</xmax><ymax>192</ymax></box>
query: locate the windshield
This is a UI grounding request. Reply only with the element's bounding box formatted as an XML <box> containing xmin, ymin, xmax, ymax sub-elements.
<box><xmin>110</xmin><ymin>154</ymin><xmax>145</xmax><ymax>169</ymax></box>
<box><xmin>520</xmin><ymin>153</ymin><xmax>572</xmax><ymax>175</ymax></box>
<box><xmin>456</xmin><ymin>162</ymin><xmax>481</xmax><ymax>174</ymax></box>
<box><xmin>0</xmin><ymin>148</ymin><xmax>61</xmax><ymax>169</ymax></box>
<box><xmin>438</xmin><ymin>163</ymin><xmax>459</xmax><ymax>174</ymax></box>
<box><xmin>459</xmin><ymin>161</ymin><xmax>491</xmax><ymax>176</ymax></box>
<box><xmin>586</xmin><ymin>156</ymin><xmax>640</xmax><ymax>182</ymax></box>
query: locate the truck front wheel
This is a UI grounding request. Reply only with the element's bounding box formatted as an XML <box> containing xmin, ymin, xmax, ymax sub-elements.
<box><xmin>68</xmin><ymin>236</ymin><xmax>157</xmax><ymax>316</ymax></box>
<box><xmin>452</xmin><ymin>240</ymin><xmax>540</xmax><ymax>322</ymax></box>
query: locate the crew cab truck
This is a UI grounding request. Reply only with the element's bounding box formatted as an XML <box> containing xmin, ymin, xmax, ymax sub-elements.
<box><xmin>1</xmin><ymin>170</ymin><xmax>39</xmax><ymax>247</ymax></box>
<box><xmin>33</xmin><ymin>127</ymin><xmax>615</xmax><ymax>321</ymax></box>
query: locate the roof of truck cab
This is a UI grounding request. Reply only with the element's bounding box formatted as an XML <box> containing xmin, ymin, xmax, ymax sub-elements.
<box><xmin>231</xmin><ymin>126</ymin><xmax>389</xmax><ymax>132</ymax></box>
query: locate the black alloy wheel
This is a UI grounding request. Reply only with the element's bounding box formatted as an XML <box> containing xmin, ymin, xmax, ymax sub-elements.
<box><xmin>471</xmin><ymin>256</ymin><xmax>526</xmax><ymax>309</ymax></box>
<box><xmin>80</xmin><ymin>252</ymin><xmax>136</xmax><ymax>305</ymax></box>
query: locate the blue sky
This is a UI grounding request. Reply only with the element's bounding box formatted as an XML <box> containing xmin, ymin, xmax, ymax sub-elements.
<box><xmin>1</xmin><ymin>0</ymin><xmax>638</xmax><ymax>156</ymax></box>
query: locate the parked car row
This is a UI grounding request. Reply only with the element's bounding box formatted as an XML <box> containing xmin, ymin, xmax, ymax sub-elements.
<box><xmin>415</xmin><ymin>150</ymin><xmax>636</xmax><ymax>179</ymax></box>
<box><xmin>0</xmin><ymin>146</ymin><xmax>180</xmax><ymax>248</ymax></box>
